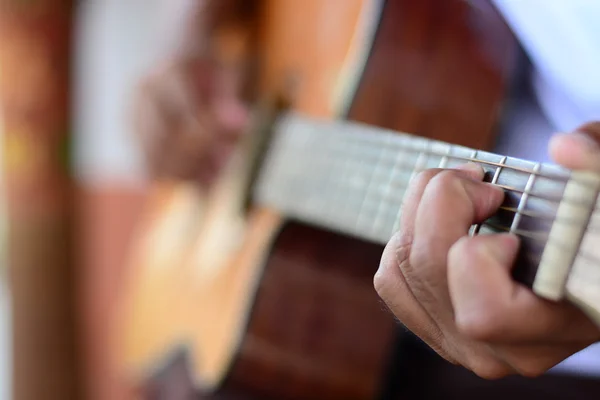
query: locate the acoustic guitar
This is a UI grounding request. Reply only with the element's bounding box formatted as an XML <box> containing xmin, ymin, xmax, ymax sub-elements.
<box><xmin>115</xmin><ymin>0</ymin><xmax>525</xmax><ymax>398</ymax></box>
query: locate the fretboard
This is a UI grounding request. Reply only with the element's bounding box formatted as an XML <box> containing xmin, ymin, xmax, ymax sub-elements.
<box><xmin>253</xmin><ymin>113</ymin><xmax>582</xmax><ymax>286</ymax></box>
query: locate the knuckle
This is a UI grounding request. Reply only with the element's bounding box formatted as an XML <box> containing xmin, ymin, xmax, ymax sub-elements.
<box><xmin>467</xmin><ymin>355</ymin><xmax>512</xmax><ymax>380</ymax></box>
<box><xmin>375</xmin><ymin>229</ymin><xmax>416</xmax><ymax>300</ymax></box>
<box><xmin>373</xmin><ymin>267</ymin><xmax>388</xmax><ymax>297</ymax></box>
<box><xmin>455</xmin><ymin>307</ymin><xmax>501</xmax><ymax>342</ymax></box>
<box><xmin>427</xmin><ymin>170</ymin><xmax>461</xmax><ymax>196</ymax></box>
<box><xmin>374</xmin><ymin>233</ymin><xmax>407</xmax><ymax>297</ymax></box>
<box><xmin>448</xmin><ymin>236</ymin><xmax>471</xmax><ymax>266</ymax></box>
<box><xmin>511</xmin><ymin>360</ymin><xmax>548</xmax><ymax>378</ymax></box>
<box><xmin>448</xmin><ymin>236</ymin><xmax>491</xmax><ymax>271</ymax></box>
<box><xmin>408</xmin><ymin>239</ymin><xmax>430</xmax><ymax>270</ymax></box>
<box><xmin>410</xmin><ymin>168</ymin><xmax>443</xmax><ymax>191</ymax></box>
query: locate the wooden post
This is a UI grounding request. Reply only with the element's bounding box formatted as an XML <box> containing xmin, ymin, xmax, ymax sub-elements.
<box><xmin>0</xmin><ymin>1</ymin><xmax>80</xmax><ymax>399</ymax></box>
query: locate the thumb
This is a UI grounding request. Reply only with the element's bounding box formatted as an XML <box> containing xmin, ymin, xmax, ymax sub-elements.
<box><xmin>549</xmin><ymin>122</ymin><xmax>600</xmax><ymax>171</ymax></box>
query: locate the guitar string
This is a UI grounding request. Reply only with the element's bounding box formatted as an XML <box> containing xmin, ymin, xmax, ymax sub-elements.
<box><xmin>267</xmin><ymin>144</ymin><xmax>600</xmax><ymax>236</ymax></box>
<box><xmin>312</xmin><ymin>126</ymin><xmax>583</xmax><ymax>184</ymax></box>
<box><xmin>272</xmin><ymin>169</ymin><xmax>600</xmax><ymax>266</ymax></box>
<box><xmin>320</xmin><ymin>141</ymin><xmax>600</xmax><ymax>211</ymax></box>
<box><xmin>320</xmin><ymin>140</ymin><xmax>596</xmax><ymax>207</ymax></box>
<box><xmin>283</xmin><ymin>145</ymin><xmax>575</xmax><ymax>210</ymax></box>
<box><xmin>274</xmin><ymin>170</ymin><xmax>600</xmax><ymax>266</ymax></box>
<box><xmin>295</xmin><ymin>125</ymin><xmax>600</xmax><ymax>208</ymax></box>
<box><xmin>267</xmin><ymin>122</ymin><xmax>600</xmax><ymax>268</ymax></box>
<box><xmin>480</xmin><ymin>220</ymin><xmax>600</xmax><ymax>267</ymax></box>
<box><xmin>268</xmin><ymin>127</ymin><xmax>600</xmax><ymax>250</ymax></box>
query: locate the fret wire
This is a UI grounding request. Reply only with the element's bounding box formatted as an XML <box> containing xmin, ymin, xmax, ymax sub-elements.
<box><xmin>338</xmin><ymin>133</ymin><xmax>384</xmax><ymax>231</ymax></box>
<box><xmin>370</xmin><ymin>138</ymin><xmax>405</xmax><ymax>238</ymax></box>
<box><xmin>511</xmin><ymin>163</ymin><xmax>540</xmax><ymax>233</ymax></box>
<box><xmin>482</xmin><ymin>220</ymin><xmax>600</xmax><ymax>268</ymax></box>
<box><xmin>325</xmin><ymin>131</ymin><xmax>354</xmax><ymax>225</ymax></box>
<box><xmin>293</xmin><ymin>125</ymin><xmax>318</xmax><ymax>214</ymax></box>
<box><xmin>347</xmin><ymin>145</ymin><xmax>379</xmax><ymax>226</ymax></box>
<box><xmin>274</xmin><ymin>149</ymin><xmax>571</xmax><ymax>215</ymax></box>
<box><xmin>320</xmin><ymin>140</ymin><xmax>581</xmax><ymax>206</ymax></box>
<box><xmin>498</xmin><ymin>207</ymin><xmax>600</xmax><ymax>231</ymax></box>
<box><xmin>392</xmin><ymin>145</ymin><xmax>429</xmax><ymax>233</ymax></box>
<box><xmin>287</xmin><ymin>198</ymin><xmax>600</xmax><ymax>267</ymax></box>
<box><xmin>469</xmin><ymin>150</ymin><xmax>482</xmax><ymax>236</ymax></box>
<box><xmin>262</xmin><ymin>166</ymin><xmax>600</xmax><ymax>266</ymax></box>
<box><xmin>320</xmin><ymin>125</ymin><xmax>574</xmax><ymax>184</ymax></box>
<box><xmin>289</xmin><ymin>166</ymin><xmax>600</xmax><ymax>232</ymax></box>
<box><xmin>259</xmin><ymin>126</ymin><xmax>600</xmax><ymax>242</ymax></box>
<box><xmin>335</xmin><ymin>134</ymin><xmax>356</xmax><ymax>226</ymax></box>
<box><xmin>500</xmin><ymin>206</ymin><xmax>560</xmax><ymax>223</ymax></box>
<box><xmin>333</xmin><ymin>127</ymin><xmax>579</xmax><ymax>185</ymax></box>
<box><xmin>294</xmin><ymin>167</ymin><xmax>567</xmax><ymax>228</ymax></box>
<box><xmin>438</xmin><ymin>143</ymin><xmax>451</xmax><ymax>169</ymax></box>
<box><xmin>471</xmin><ymin>221</ymin><xmax>548</xmax><ymax>241</ymax></box>
<box><xmin>333</xmin><ymin>137</ymin><xmax>357</xmax><ymax>231</ymax></box>
<box><xmin>354</xmin><ymin>135</ymin><xmax>390</xmax><ymax>232</ymax></box>
<box><xmin>274</xmin><ymin>151</ymin><xmax>559</xmax><ymax>220</ymax></box>
<box><xmin>410</xmin><ymin>142</ymin><xmax>430</xmax><ymax>180</ymax></box>
<box><xmin>332</xmin><ymin>132</ymin><xmax>368</xmax><ymax>230</ymax></box>
<box><xmin>261</xmin><ymin>169</ymin><xmax>600</xmax><ymax>269</ymax></box>
<box><xmin>491</xmin><ymin>156</ymin><xmax>507</xmax><ymax>185</ymax></box>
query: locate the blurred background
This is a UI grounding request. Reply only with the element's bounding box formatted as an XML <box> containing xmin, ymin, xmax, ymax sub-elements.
<box><xmin>0</xmin><ymin>0</ymin><xmax>599</xmax><ymax>399</ymax></box>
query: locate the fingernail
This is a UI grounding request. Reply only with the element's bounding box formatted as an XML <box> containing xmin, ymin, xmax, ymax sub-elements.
<box><xmin>454</xmin><ymin>162</ymin><xmax>484</xmax><ymax>180</ymax></box>
<box><xmin>454</xmin><ymin>162</ymin><xmax>483</xmax><ymax>172</ymax></box>
<box><xmin>482</xmin><ymin>233</ymin><xmax>520</xmax><ymax>265</ymax></box>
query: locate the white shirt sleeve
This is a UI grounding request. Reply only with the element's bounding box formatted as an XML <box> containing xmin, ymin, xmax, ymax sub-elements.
<box><xmin>492</xmin><ymin>0</ymin><xmax>600</xmax><ymax>132</ymax></box>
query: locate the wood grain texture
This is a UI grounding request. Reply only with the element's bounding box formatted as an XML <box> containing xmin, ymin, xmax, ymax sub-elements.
<box><xmin>348</xmin><ymin>0</ymin><xmax>516</xmax><ymax>149</ymax></box>
<box><xmin>217</xmin><ymin>222</ymin><xmax>396</xmax><ymax>400</ymax></box>
<box><xmin>257</xmin><ymin>0</ymin><xmax>367</xmax><ymax>117</ymax></box>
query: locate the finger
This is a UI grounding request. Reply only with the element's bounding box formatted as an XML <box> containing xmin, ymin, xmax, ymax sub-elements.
<box><xmin>411</xmin><ymin>170</ymin><xmax>505</xmax><ymax>271</ymax></box>
<box><xmin>398</xmin><ymin>163</ymin><xmax>485</xmax><ymax>243</ymax></box>
<box><xmin>405</xmin><ymin>171</ymin><xmax>503</xmax><ymax>324</ymax></box>
<box><xmin>448</xmin><ymin>234</ymin><xmax>600</xmax><ymax>344</ymax></box>
<box><xmin>549</xmin><ymin>122</ymin><xmax>600</xmax><ymax>171</ymax></box>
<box><xmin>375</xmin><ymin>163</ymin><xmax>486</xmax><ymax>361</ymax></box>
<box><xmin>375</xmin><ymin>234</ymin><xmax>457</xmax><ymax>364</ymax></box>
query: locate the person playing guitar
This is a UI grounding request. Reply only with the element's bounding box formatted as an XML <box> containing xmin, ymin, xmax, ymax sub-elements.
<box><xmin>130</xmin><ymin>0</ymin><xmax>600</xmax><ymax>391</ymax></box>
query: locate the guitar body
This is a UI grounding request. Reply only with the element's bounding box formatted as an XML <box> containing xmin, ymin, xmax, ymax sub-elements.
<box><xmin>116</xmin><ymin>1</ymin><xmax>518</xmax><ymax>398</ymax></box>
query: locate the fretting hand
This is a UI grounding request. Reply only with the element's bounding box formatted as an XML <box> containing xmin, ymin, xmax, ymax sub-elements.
<box><xmin>374</xmin><ymin>123</ymin><xmax>600</xmax><ymax>379</ymax></box>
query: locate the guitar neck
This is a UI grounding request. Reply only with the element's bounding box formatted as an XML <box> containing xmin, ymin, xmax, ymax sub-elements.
<box><xmin>255</xmin><ymin>113</ymin><xmax>571</xmax><ymax>246</ymax></box>
<box><xmin>253</xmin><ymin>112</ymin><xmax>600</xmax><ymax>325</ymax></box>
